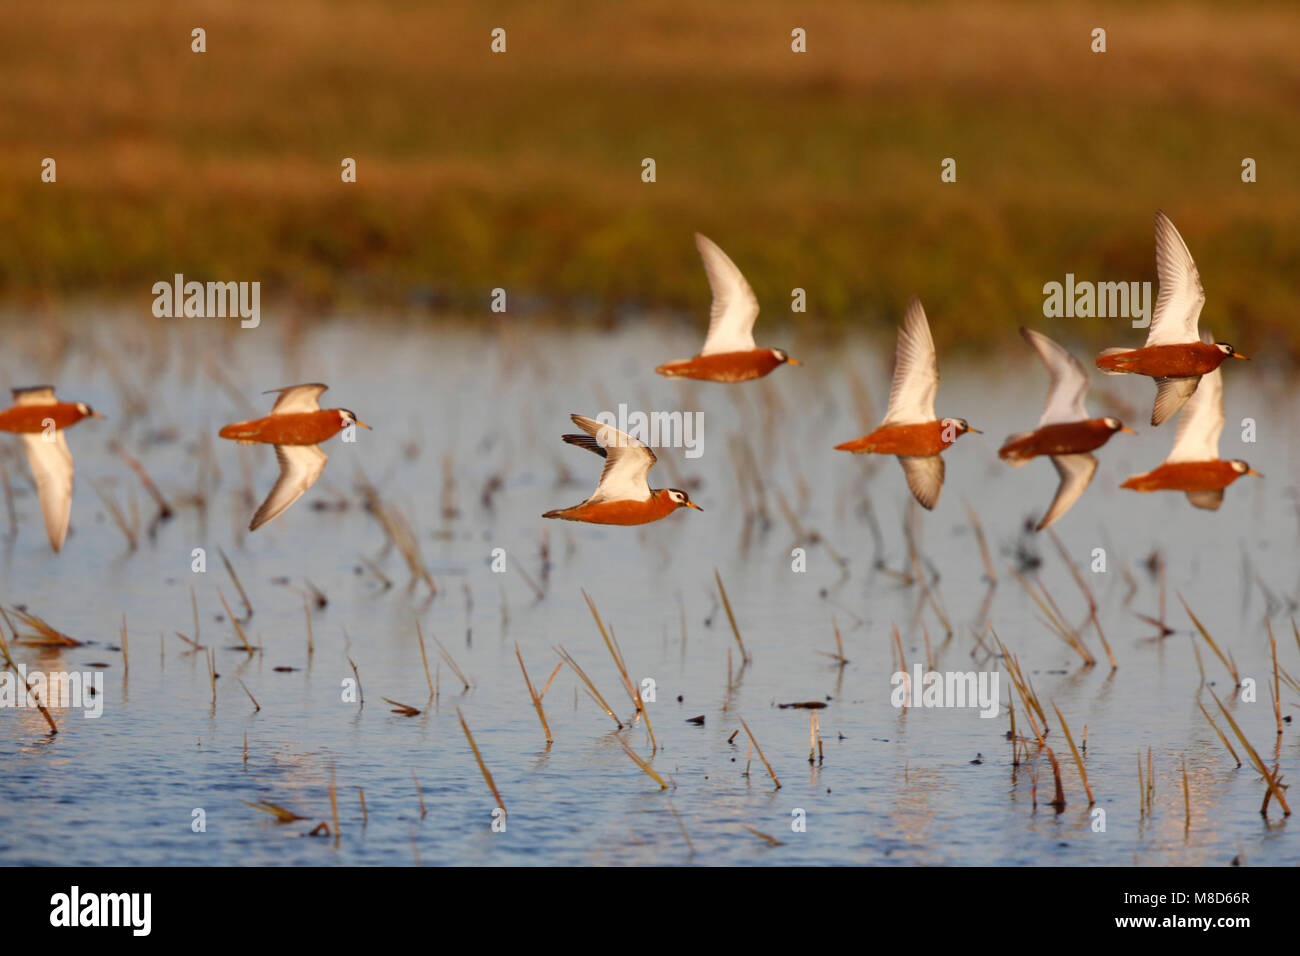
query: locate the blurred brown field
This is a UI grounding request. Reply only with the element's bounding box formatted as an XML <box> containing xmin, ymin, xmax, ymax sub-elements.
<box><xmin>1</xmin><ymin>0</ymin><xmax>1297</xmax><ymax>354</ymax></box>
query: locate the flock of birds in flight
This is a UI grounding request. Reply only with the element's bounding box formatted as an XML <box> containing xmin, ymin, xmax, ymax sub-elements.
<box><xmin>0</xmin><ymin>212</ymin><xmax>1258</xmax><ymax>552</ymax></box>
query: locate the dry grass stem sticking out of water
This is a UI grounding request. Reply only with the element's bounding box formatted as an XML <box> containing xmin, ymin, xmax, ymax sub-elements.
<box><xmin>740</xmin><ymin>824</ymin><xmax>785</xmax><ymax>847</ymax></box>
<box><xmin>7</xmin><ymin>607</ymin><xmax>79</xmax><ymax>646</ymax></box>
<box><xmin>1182</xmin><ymin>756</ymin><xmax>1191</xmax><ymax>832</ymax></box>
<box><xmin>738</xmin><ymin>717</ymin><xmax>781</xmax><ymax>789</ymax></box>
<box><xmin>515</xmin><ymin>644</ymin><xmax>552</xmax><ymax>745</ymax></box>
<box><xmin>966</xmin><ymin>503</ymin><xmax>997</xmax><ymax>585</ymax></box>
<box><xmin>515</xmin><ymin>561</ymin><xmax>545</xmax><ymax>601</ymax></box>
<box><xmin>382</xmin><ymin>697</ymin><xmax>421</xmax><ymax>716</ymax></box>
<box><xmin>1207</xmin><ymin>688</ymin><xmax>1290</xmax><ymax>817</ymax></box>
<box><xmin>1044</xmin><ymin>746</ymin><xmax>1066</xmax><ymax>809</ymax></box>
<box><xmin>432</xmin><ymin>634</ymin><xmax>471</xmax><ymax>692</ymax></box>
<box><xmin>1267</xmin><ymin>619</ymin><xmax>1282</xmax><ymax>736</ymax></box>
<box><xmin>993</xmin><ymin>631</ymin><xmax>1049</xmax><ymax>739</ymax></box>
<box><xmin>91</xmin><ymin>480</ymin><xmax>137</xmax><ymax>551</ymax></box>
<box><xmin>120</xmin><ymin>613</ymin><xmax>129</xmax><ymax>677</ymax></box>
<box><xmin>207</xmin><ymin>647</ymin><xmax>217</xmax><ymax>706</ymax></box>
<box><xmin>584</xmin><ymin>590</ymin><xmax>656</xmax><ymax>751</ymax></box>
<box><xmin>617</xmin><ymin>736</ymin><xmax>668</xmax><ymax>790</ymax></box>
<box><xmin>555</xmin><ymin>645</ymin><xmax>622</xmax><ymax>729</ymax></box>
<box><xmin>1137</xmin><ymin>754</ymin><xmax>1145</xmax><ymax>820</ymax></box>
<box><xmin>1008</xmin><ymin>567</ymin><xmax>1095</xmax><ymax>666</ymax></box>
<box><xmin>819</xmin><ymin>618</ymin><xmax>850</xmax><ymax>666</ymax></box>
<box><xmin>1147</xmin><ymin>747</ymin><xmax>1154</xmax><ymax>812</ymax></box>
<box><xmin>242</xmin><ymin>800</ymin><xmax>308</xmax><ymax>823</ymax></box>
<box><xmin>0</xmin><ymin>612</ymin><xmax>58</xmax><ymax>734</ymax></box>
<box><xmin>457</xmin><ymin>708</ymin><xmax>506</xmax><ymax>814</ymax></box>
<box><xmin>1179</xmin><ymin>593</ymin><xmax>1239</xmax><ymax>686</ymax></box>
<box><xmin>114</xmin><ymin>443</ymin><xmax>173</xmax><ymax>520</ymax></box>
<box><xmin>359</xmin><ymin>554</ymin><xmax>393</xmax><ymax>590</ymax></box>
<box><xmin>415</xmin><ymin>619</ymin><xmax>434</xmax><ymax>700</ymax></box>
<box><xmin>1048</xmin><ymin>530</ymin><xmax>1116</xmax><ymax>670</ymax></box>
<box><xmin>237</xmin><ymin>678</ymin><xmax>261</xmax><ymax>712</ymax></box>
<box><xmin>217</xmin><ymin>546</ymin><xmax>253</xmax><ymax>619</ymax></box>
<box><xmin>217</xmin><ymin>587</ymin><xmax>254</xmax><ymax>653</ymax></box>
<box><xmin>302</xmin><ymin>599</ymin><xmax>314</xmax><ymax>657</ymax></box>
<box><xmin>1197</xmin><ymin>699</ymin><xmax>1242</xmax><ymax>768</ymax></box>
<box><xmin>347</xmin><ymin>657</ymin><xmax>363</xmax><ymax>708</ymax></box>
<box><xmin>714</xmin><ymin>570</ymin><xmax>750</xmax><ymax>664</ymax></box>
<box><xmin>1051</xmin><ymin>701</ymin><xmax>1092</xmax><ymax>805</ymax></box>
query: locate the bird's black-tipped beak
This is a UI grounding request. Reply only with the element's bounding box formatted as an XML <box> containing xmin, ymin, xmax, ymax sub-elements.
<box><xmin>685</xmin><ymin>501</ymin><xmax>703</xmax><ymax>511</ymax></box>
<box><xmin>1120</xmin><ymin>426</ymin><xmax>1137</xmax><ymax>435</ymax></box>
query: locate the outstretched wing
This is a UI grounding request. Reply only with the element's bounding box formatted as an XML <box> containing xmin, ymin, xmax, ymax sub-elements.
<box><xmin>12</xmin><ymin>386</ymin><xmax>57</xmax><ymax>406</ymax></box>
<box><xmin>1021</xmin><ymin>328</ymin><xmax>1090</xmax><ymax>426</ymax></box>
<box><xmin>695</xmin><ymin>233</ymin><xmax>760</xmax><ymax>355</ymax></box>
<box><xmin>21</xmin><ymin>431</ymin><xmax>74</xmax><ymax>551</ymax></box>
<box><xmin>565</xmin><ymin>414</ymin><xmax>656</xmax><ymax>503</ymax></box>
<box><xmin>1037</xmin><ymin>453</ymin><xmax>1098</xmax><ymax>531</ymax></box>
<box><xmin>1151</xmin><ymin>376</ymin><xmax>1201</xmax><ymax>427</ymax></box>
<box><xmin>1186</xmin><ymin>489</ymin><xmax>1224</xmax><ymax>511</ymax></box>
<box><xmin>1165</xmin><ymin>366</ymin><xmax>1223</xmax><ymax>463</ymax></box>
<box><xmin>250</xmin><ymin>444</ymin><xmax>328</xmax><ymax>530</ymax></box>
<box><xmin>1145</xmin><ymin>211</ymin><xmax>1205</xmax><ymax>347</ymax></box>
<box><xmin>882</xmin><ymin>297</ymin><xmax>938</xmax><ymax>425</ymax></box>
<box><xmin>265</xmin><ymin>383</ymin><xmax>328</xmax><ymax>415</ymax></box>
<box><xmin>897</xmin><ymin>454</ymin><xmax>944</xmax><ymax>510</ymax></box>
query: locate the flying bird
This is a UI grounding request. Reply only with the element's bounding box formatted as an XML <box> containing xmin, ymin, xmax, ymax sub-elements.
<box><xmin>219</xmin><ymin>383</ymin><xmax>369</xmax><ymax>530</ymax></box>
<box><xmin>1096</xmin><ymin>211</ymin><xmax>1246</xmax><ymax>425</ymax></box>
<box><xmin>0</xmin><ymin>386</ymin><xmax>102</xmax><ymax>552</ymax></box>
<box><xmin>543</xmin><ymin>414</ymin><xmax>702</xmax><ymax>524</ymax></box>
<box><xmin>834</xmin><ymin>297</ymin><xmax>979</xmax><ymax>509</ymax></box>
<box><xmin>1120</xmin><ymin>336</ymin><xmax>1259</xmax><ymax>510</ymax></box>
<box><xmin>655</xmin><ymin>233</ymin><xmax>800</xmax><ymax>382</ymax></box>
<box><xmin>1000</xmin><ymin>328</ymin><xmax>1135</xmax><ymax>530</ymax></box>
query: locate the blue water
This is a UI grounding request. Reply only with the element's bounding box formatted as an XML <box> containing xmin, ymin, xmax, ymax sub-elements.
<box><xmin>0</xmin><ymin>312</ymin><xmax>1295</xmax><ymax>864</ymax></box>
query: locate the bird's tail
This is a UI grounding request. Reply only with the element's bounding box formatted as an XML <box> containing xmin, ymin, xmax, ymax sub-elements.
<box><xmin>997</xmin><ymin>432</ymin><xmax>1035</xmax><ymax>466</ymax></box>
<box><xmin>1095</xmin><ymin>348</ymin><xmax>1132</xmax><ymax>374</ymax></box>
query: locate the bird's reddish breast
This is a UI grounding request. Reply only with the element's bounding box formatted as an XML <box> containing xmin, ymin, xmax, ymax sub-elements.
<box><xmin>0</xmin><ymin>403</ymin><xmax>85</xmax><ymax>433</ymax></box>
<box><xmin>1128</xmin><ymin>461</ymin><xmax>1238</xmax><ymax>492</ymax></box>
<box><xmin>845</xmin><ymin>422</ymin><xmax>948</xmax><ymax>456</ymax></box>
<box><xmin>657</xmin><ymin>350</ymin><xmax>778</xmax><ymax>383</ymax></box>
<box><xmin>220</xmin><ymin>411</ymin><xmax>341</xmax><ymax>445</ymax></box>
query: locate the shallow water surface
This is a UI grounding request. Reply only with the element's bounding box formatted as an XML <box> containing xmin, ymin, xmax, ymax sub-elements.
<box><xmin>0</xmin><ymin>313</ymin><xmax>1296</xmax><ymax>865</ymax></box>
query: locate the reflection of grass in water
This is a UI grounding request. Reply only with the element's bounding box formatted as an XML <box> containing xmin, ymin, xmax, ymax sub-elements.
<box><xmin>3</xmin><ymin>3</ymin><xmax>1299</xmax><ymax>352</ymax></box>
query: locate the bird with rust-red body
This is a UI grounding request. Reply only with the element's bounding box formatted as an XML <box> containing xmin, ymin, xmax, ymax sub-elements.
<box><xmin>1096</xmin><ymin>212</ymin><xmax>1246</xmax><ymax>425</ymax></box>
<box><xmin>834</xmin><ymin>297</ymin><xmax>978</xmax><ymax>509</ymax></box>
<box><xmin>999</xmin><ymin>328</ymin><xmax>1134</xmax><ymax>530</ymax></box>
<box><xmin>219</xmin><ymin>383</ymin><xmax>370</xmax><ymax>530</ymax></box>
<box><xmin>543</xmin><ymin>415</ymin><xmax>702</xmax><ymax>525</ymax></box>
<box><xmin>1120</xmin><ymin>345</ymin><xmax>1258</xmax><ymax>510</ymax></box>
<box><xmin>655</xmin><ymin>233</ymin><xmax>800</xmax><ymax>382</ymax></box>
<box><xmin>0</xmin><ymin>386</ymin><xmax>102</xmax><ymax>552</ymax></box>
